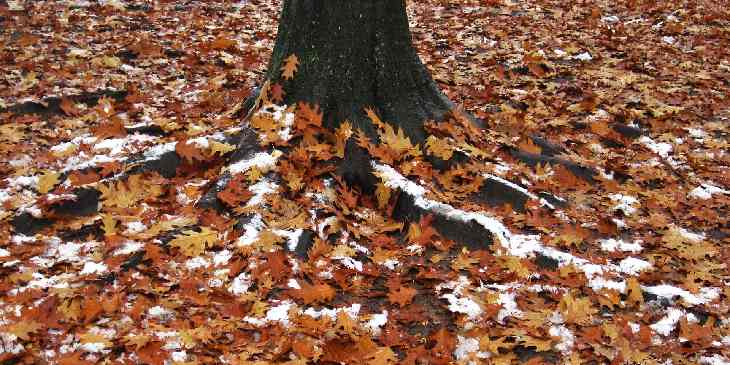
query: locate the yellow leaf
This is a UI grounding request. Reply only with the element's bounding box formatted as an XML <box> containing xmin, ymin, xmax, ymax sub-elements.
<box><xmin>59</xmin><ymin>297</ymin><xmax>82</xmax><ymax>320</ymax></box>
<box><xmin>500</xmin><ymin>256</ymin><xmax>531</xmax><ymax>279</ymax></box>
<box><xmin>253</xmin><ymin>230</ymin><xmax>282</xmax><ymax>252</ymax></box>
<box><xmin>98</xmin><ymin>174</ymin><xmax>162</xmax><ymax>209</ymax></box>
<box><xmin>123</xmin><ymin>333</ymin><xmax>151</xmax><ymax>350</ymax></box>
<box><xmin>560</xmin><ymin>292</ymin><xmax>597</xmax><ymax>325</ymax></box>
<box><xmin>210</xmin><ymin>140</ymin><xmax>237</xmax><ymax>156</ymax></box>
<box><xmin>169</xmin><ymin>227</ymin><xmax>218</xmax><ymax>257</ymax></box>
<box><xmin>102</xmin><ymin>56</ymin><xmax>122</xmax><ymax>68</ymax></box>
<box><xmin>365</xmin><ymin>107</ymin><xmax>420</xmax><ymax>160</ymax></box>
<box><xmin>80</xmin><ymin>332</ymin><xmax>112</xmax><ymax>348</ymax></box>
<box><xmin>626</xmin><ymin>277</ymin><xmax>644</xmax><ymax>307</ymax></box>
<box><xmin>425</xmin><ymin>136</ymin><xmax>454</xmax><ymax>160</ymax></box>
<box><xmin>5</xmin><ymin>320</ymin><xmax>41</xmax><ymax>341</ymax></box>
<box><xmin>142</xmin><ymin>216</ymin><xmax>196</xmax><ymax>238</ymax></box>
<box><xmin>38</xmin><ymin>171</ymin><xmax>61</xmax><ymax>194</ymax></box>
<box><xmin>281</xmin><ymin>54</ymin><xmax>299</xmax><ymax>80</ymax></box>
<box><xmin>452</xmin><ymin>247</ymin><xmax>479</xmax><ymax>271</ymax></box>
<box><xmin>375</xmin><ymin>182</ymin><xmax>391</xmax><ymax>209</ymax></box>
<box><xmin>334</xmin><ymin>120</ymin><xmax>353</xmax><ymax>158</ymax></box>
<box><xmin>367</xmin><ymin>347</ymin><xmax>398</xmax><ymax>365</ymax></box>
<box><xmin>101</xmin><ymin>214</ymin><xmax>117</xmax><ymax>236</ymax></box>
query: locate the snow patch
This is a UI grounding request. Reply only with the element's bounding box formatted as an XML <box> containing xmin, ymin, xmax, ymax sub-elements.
<box><xmin>599</xmin><ymin>238</ymin><xmax>643</xmax><ymax>253</ymax></box>
<box><xmin>617</xmin><ymin>257</ymin><xmax>652</xmax><ymax>275</ymax></box>
<box><xmin>651</xmin><ymin>307</ymin><xmax>684</xmax><ymax>336</ymax></box>
<box><xmin>689</xmin><ymin>183</ymin><xmax>729</xmax><ymax>200</ymax></box>
<box><xmin>80</xmin><ymin>261</ymin><xmax>107</xmax><ymax>275</ymax></box>
<box><xmin>227</xmin><ymin>151</ymin><xmax>281</xmax><ymax>175</ymax></box>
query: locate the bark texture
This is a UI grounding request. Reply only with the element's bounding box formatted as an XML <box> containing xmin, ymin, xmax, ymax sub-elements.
<box><xmin>267</xmin><ymin>0</ymin><xmax>454</xmax><ymax>145</ymax></box>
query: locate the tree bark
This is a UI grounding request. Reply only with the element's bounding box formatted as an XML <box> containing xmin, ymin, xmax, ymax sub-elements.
<box><xmin>268</xmin><ymin>0</ymin><xmax>453</xmax><ymax>142</ymax></box>
<box><xmin>263</xmin><ymin>0</ymin><xmax>455</xmax><ymax>187</ymax></box>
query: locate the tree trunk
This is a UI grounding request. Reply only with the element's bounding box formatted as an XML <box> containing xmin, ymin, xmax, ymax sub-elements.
<box><xmin>264</xmin><ymin>0</ymin><xmax>455</xmax><ymax>187</ymax></box>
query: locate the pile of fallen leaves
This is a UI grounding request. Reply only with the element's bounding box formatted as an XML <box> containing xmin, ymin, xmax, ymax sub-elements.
<box><xmin>1</xmin><ymin>0</ymin><xmax>729</xmax><ymax>364</ymax></box>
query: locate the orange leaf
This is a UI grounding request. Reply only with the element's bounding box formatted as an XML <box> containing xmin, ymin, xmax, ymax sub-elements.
<box><xmin>281</xmin><ymin>54</ymin><xmax>299</xmax><ymax>80</ymax></box>
<box><xmin>387</xmin><ymin>286</ymin><xmax>417</xmax><ymax>307</ymax></box>
<box><xmin>296</xmin><ymin>102</ymin><xmax>322</xmax><ymax>130</ymax></box>
<box><xmin>291</xmin><ymin>281</ymin><xmax>336</xmax><ymax>305</ymax></box>
<box><xmin>175</xmin><ymin>140</ymin><xmax>207</xmax><ymax>163</ymax></box>
<box><xmin>60</xmin><ymin>97</ymin><xmax>80</xmax><ymax>116</ymax></box>
<box><xmin>210</xmin><ymin>36</ymin><xmax>237</xmax><ymax>50</ymax></box>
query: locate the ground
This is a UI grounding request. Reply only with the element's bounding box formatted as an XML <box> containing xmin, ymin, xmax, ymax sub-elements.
<box><xmin>0</xmin><ymin>0</ymin><xmax>729</xmax><ymax>364</ymax></box>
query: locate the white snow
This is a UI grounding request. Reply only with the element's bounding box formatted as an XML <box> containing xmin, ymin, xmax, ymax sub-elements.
<box><xmin>287</xmin><ymin>279</ymin><xmax>301</xmax><ymax>290</ymax></box>
<box><xmin>651</xmin><ymin>307</ymin><xmax>684</xmax><ymax>336</ymax></box>
<box><xmin>441</xmin><ymin>294</ymin><xmax>483</xmax><ymax>320</ymax></box>
<box><xmin>273</xmin><ymin>229</ymin><xmax>304</xmax><ymax>252</ymax></box>
<box><xmin>80</xmin><ymin>261</ymin><xmax>107</xmax><ymax>275</ymax></box>
<box><xmin>185</xmin><ymin>257</ymin><xmax>210</xmax><ymax>270</ymax></box>
<box><xmin>229</xmin><ymin>272</ymin><xmax>252</xmax><ymax>295</ymax></box>
<box><xmin>662</xmin><ymin>36</ymin><xmax>676</xmax><ymax>45</ymax></box>
<box><xmin>574</xmin><ymin>52</ymin><xmax>593</xmax><ymax>61</ymax></box>
<box><xmin>113</xmin><ymin>241</ymin><xmax>144</xmax><ymax>256</ymax></box>
<box><xmin>213</xmin><ymin>249</ymin><xmax>232</xmax><ymax>266</ymax></box>
<box><xmin>599</xmin><ymin>238</ymin><xmax>643</xmax><ymax>253</ymax></box>
<box><xmin>454</xmin><ymin>336</ymin><xmax>489</xmax><ymax>361</ymax></box>
<box><xmin>246</xmin><ymin>179</ymin><xmax>279</xmax><ymax>207</ymax></box>
<box><xmin>700</xmin><ymin>355</ymin><xmax>730</xmax><ymax>365</ymax></box>
<box><xmin>549</xmin><ymin>325</ymin><xmax>575</xmax><ymax>353</ymax></box>
<box><xmin>365</xmin><ymin>311</ymin><xmax>389</xmax><ymax>335</ymax></box>
<box><xmin>496</xmin><ymin>292</ymin><xmax>523</xmax><ymax>323</ymax></box>
<box><xmin>227</xmin><ymin>151</ymin><xmax>281</xmax><ymax>175</ymax></box>
<box><xmin>689</xmin><ymin>183</ymin><xmax>729</xmax><ymax>200</ymax></box>
<box><xmin>0</xmin><ymin>248</ymin><xmax>10</xmax><ymax>257</ymax></box>
<box><xmin>372</xmin><ymin>162</ymin><xmax>723</xmax><ymax>311</ymax></box>
<box><xmin>643</xmin><ymin>285</ymin><xmax>719</xmax><ymax>306</ymax></box>
<box><xmin>258</xmin><ymin>301</ymin><xmax>294</xmax><ymax>327</ymax></box>
<box><xmin>639</xmin><ymin>136</ymin><xmax>673</xmax><ymax>158</ymax></box>
<box><xmin>608</xmin><ymin>194</ymin><xmax>639</xmax><ymax>216</ymax></box>
<box><xmin>237</xmin><ymin>214</ymin><xmax>265</xmax><ymax>247</ymax></box>
<box><xmin>123</xmin><ymin>221</ymin><xmax>147</xmax><ymax>234</ymax></box>
<box><xmin>148</xmin><ymin>306</ymin><xmax>174</xmax><ymax>320</ymax></box>
<box><xmin>57</xmin><ymin>242</ymin><xmax>83</xmax><ymax>262</ymax></box>
<box><xmin>617</xmin><ymin>257</ymin><xmax>652</xmax><ymax>275</ymax></box>
<box><xmin>79</xmin><ymin>342</ymin><xmax>108</xmax><ymax>353</ymax></box>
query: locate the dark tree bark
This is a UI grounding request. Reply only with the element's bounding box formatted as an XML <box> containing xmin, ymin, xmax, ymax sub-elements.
<box><xmin>262</xmin><ymin>0</ymin><xmax>456</xmax><ymax>188</ymax></box>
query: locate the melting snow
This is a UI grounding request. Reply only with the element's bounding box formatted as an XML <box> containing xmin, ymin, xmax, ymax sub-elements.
<box><xmin>365</xmin><ymin>310</ymin><xmax>389</xmax><ymax>335</ymax></box>
<box><xmin>229</xmin><ymin>272</ymin><xmax>252</xmax><ymax>295</ymax></box>
<box><xmin>227</xmin><ymin>151</ymin><xmax>281</xmax><ymax>174</ymax></box>
<box><xmin>617</xmin><ymin>257</ymin><xmax>652</xmax><ymax>275</ymax></box>
<box><xmin>651</xmin><ymin>307</ymin><xmax>684</xmax><ymax>336</ymax></box>
<box><xmin>599</xmin><ymin>238</ymin><xmax>643</xmax><ymax>253</ymax></box>
<box><xmin>80</xmin><ymin>261</ymin><xmax>107</xmax><ymax>275</ymax></box>
<box><xmin>639</xmin><ymin>136</ymin><xmax>673</xmax><ymax>158</ymax></box>
<box><xmin>608</xmin><ymin>194</ymin><xmax>639</xmax><ymax>215</ymax></box>
<box><xmin>689</xmin><ymin>183</ymin><xmax>729</xmax><ymax>200</ymax></box>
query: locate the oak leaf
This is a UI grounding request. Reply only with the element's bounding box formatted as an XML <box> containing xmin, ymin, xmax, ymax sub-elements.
<box><xmin>560</xmin><ymin>292</ymin><xmax>597</xmax><ymax>325</ymax></box>
<box><xmin>169</xmin><ymin>227</ymin><xmax>218</xmax><ymax>257</ymax></box>
<box><xmin>281</xmin><ymin>54</ymin><xmax>300</xmax><ymax>80</ymax></box>
<box><xmin>210</xmin><ymin>140</ymin><xmax>237</xmax><ymax>156</ymax></box>
<box><xmin>38</xmin><ymin>171</ymin><xmax>61</xmax><ymax>194</ymax></box>
<box><xmin>4</xmin><ymin>320</ymin><xmax>41</xmax><ymax>340</ymax></box>
<box><xmin>60</xmin><ymin>97</ymin><xmax>81</xmax><ymax>116</ymax></box>
<box><xmin>387</xmin><ymin>285</ymin><xmax>417</xmax><ymax>307</ymax></box>
<box><xmin>366</xmin><ymin>347</ymin><xmax>398</xmax><ymax>365</ymax></box>
<box><xmin>291</xmin><ymin>281</ymin><xmax>336</xmax><ymax>305</ymax></box>
<box><xmin>425</xmin><ymin>135</ymin><xmax>454</xmax><ymax>160</ymax></box>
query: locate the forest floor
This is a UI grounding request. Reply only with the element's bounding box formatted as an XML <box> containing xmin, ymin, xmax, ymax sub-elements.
<box><xmin>1</xmin><ymin>0</ymin><xmax>729</xmax><ymax>364</ymax></box>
